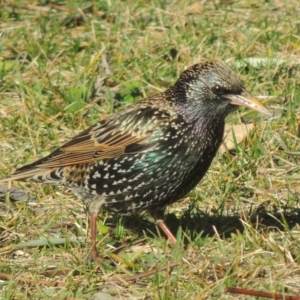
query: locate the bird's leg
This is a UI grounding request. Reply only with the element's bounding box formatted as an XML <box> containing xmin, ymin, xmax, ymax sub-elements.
<box><xmin>88</xmin><ymin>198</ymin><xmax>105</xmax><ymax>261</ymax></box>
<box><xmin>89</xmin><ymin>215</ymin><xmax>98</xmax><ymax>261</ymax></box>
<box><xmin>155</xmin><ymin>220</ymin><xmax>177</xmax><ymax>244</ymax></box>
<box><xmin>150</xmin><ymin>210</ymin><xmax>177</xmax><ymax>244</ymax></box>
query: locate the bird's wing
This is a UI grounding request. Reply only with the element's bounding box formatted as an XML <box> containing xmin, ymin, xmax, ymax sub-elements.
<box><xmin>0</xmin><ymin>101</ymin><xmax>170</xmax><ymax>183</ymax></box>
<box><xmin>27</xmin><ymin>121</ymin><xmax>154</xmax><ymax>169</ymax></box>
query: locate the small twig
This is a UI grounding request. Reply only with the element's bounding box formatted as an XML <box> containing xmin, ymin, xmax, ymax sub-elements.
<box><xmin>225</xmin><ymin>287</ymin><xmax>300</xmax><ymax>300</ymax></box>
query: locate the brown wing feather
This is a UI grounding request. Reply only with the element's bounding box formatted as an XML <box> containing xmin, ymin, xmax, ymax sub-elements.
<box><xmin>37</xmin><ymin>124</ymin><xmax>152</xmax><ymax>168</ymax></box>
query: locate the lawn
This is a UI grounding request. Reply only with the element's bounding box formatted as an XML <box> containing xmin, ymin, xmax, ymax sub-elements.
<box><xmin>1</xmin><ymin>1</ymin><xmax>300</xmax><ymax>299</ymax></box>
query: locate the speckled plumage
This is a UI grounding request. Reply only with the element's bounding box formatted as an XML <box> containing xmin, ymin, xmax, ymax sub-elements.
<box><xmin>0</xmin><ymin>61</ymin><xmax>272</xmax><ymax>259</ymax></box>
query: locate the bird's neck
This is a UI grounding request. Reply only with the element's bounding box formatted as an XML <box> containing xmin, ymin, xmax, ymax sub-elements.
<box><xmin>174</xmin><ymin>101</ymin><xmax>225</xmax><ymax>126</ymax></box>
<box><xmin>174</xmin><ymin>101</ymin><xmax>225</xmax><ymax>145</ymax></box>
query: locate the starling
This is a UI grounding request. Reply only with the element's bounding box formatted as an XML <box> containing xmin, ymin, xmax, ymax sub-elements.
<box><xmin>0</xmin><ymin>61</ymin><xmax>272</xmax><ymax>260</ymax></box>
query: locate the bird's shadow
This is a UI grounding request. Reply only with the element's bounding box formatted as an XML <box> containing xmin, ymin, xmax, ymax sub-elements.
<box><xmin>119</xmin><ymin>205</ymin><xmax>300</xmax><ymax>243</ymax></box>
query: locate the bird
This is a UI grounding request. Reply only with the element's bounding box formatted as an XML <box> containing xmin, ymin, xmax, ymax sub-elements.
<box><xmin>0</xmin><ymin>60</ymin><xmax>272</xmax><ymax>260</ymax></box>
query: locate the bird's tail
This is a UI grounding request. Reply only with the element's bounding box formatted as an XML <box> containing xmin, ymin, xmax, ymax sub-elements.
<box><xmin>0</xmin><ymin>167</ymin><xmax>64</xmax><ymax>185</ymax></box>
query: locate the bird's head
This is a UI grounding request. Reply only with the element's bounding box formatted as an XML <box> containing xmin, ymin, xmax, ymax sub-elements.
<box><xmin>173</xmin><ymin>61</ymin><xmax>272</xmax><ymax>120</ymax></box>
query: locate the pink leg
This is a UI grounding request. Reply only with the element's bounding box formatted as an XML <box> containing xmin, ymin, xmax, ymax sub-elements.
<box><xmin>90</xmin><ymin>215</ymin><xmax>98</xmax><ymax>261</ymax></box>
<box><xmin>150</xmin><ymin>210</ymin><xmax>177</xmax><ymax>244</ymax></box>
<box><xmin>155</xmin><ymin>219</ymin><xmax>177</xmax><ymax>244</ymax></box>
<box><xmin>88</xmin><ymin>199</ymin><xmax>105</xmax><ymax>261</ymax></box>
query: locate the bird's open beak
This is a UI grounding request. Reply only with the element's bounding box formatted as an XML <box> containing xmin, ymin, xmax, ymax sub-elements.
<box><xmin>226</xmin><ymin>90</ymin><xmax>273</xmax><ymax>117</ymax></box>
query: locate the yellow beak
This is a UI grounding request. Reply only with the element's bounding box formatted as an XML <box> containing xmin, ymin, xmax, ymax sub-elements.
<box><xmin>226</xmin><ymin>90</ymin><xmax>272</xmax><ymax>117</ymax></box>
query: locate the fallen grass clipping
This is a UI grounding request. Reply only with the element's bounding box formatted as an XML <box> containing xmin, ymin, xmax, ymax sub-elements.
<box><xmin>1</xmin><ymin>1</ymin><xmax>300</xmax><ymax>299</ymax></box>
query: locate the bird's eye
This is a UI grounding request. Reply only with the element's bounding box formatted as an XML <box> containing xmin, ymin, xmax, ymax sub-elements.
<box><xmin>211</xmin><ymin>84</ymin><xmax>225</xmax><ymax>96</ymax></box>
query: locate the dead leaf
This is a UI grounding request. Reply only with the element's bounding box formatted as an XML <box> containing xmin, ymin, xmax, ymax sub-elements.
<box><xmin>220</xmin><ymin>123</ymin><xmax>254</xmax><ymax>153</ymax></box>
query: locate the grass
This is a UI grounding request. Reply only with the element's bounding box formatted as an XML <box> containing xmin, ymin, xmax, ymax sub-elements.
<box><xmin>1</xmin><ymin>0</ymin><xmax>300</xmax><ymax>299</ymax></box>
